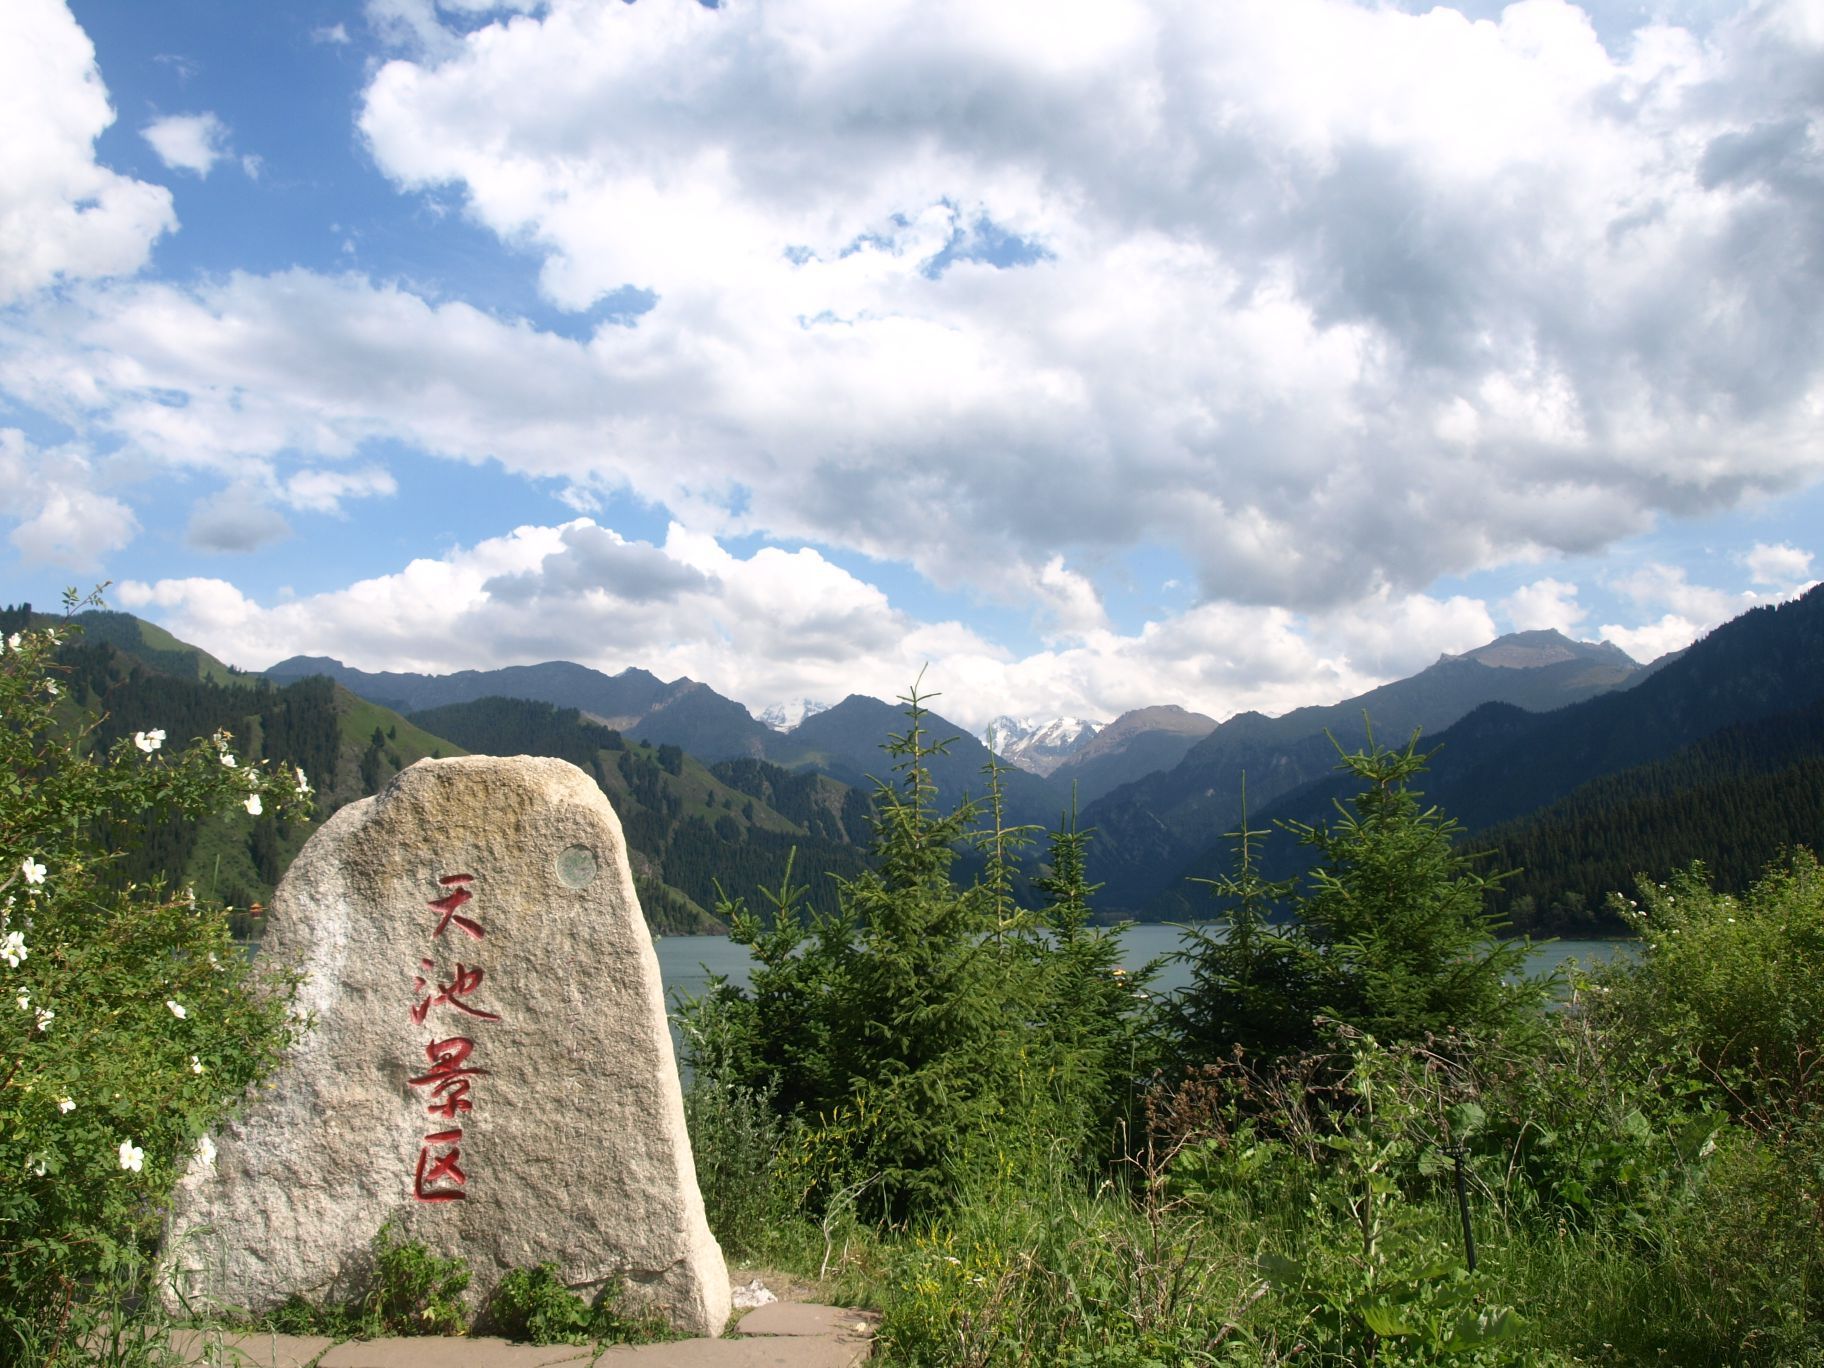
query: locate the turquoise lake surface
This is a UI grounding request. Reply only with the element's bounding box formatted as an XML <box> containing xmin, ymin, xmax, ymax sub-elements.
<box><xmin>655</xmin><ymin>923</ymin><xmax>1631</xmax><ymax>1012</ymax></box>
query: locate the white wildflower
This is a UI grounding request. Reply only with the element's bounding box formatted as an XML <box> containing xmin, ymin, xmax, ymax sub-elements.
<box><xmin>1</xmin><ymin>930</ymin><xmax>25</xmax><ymax>968</ymax></box>
<box><xmin>295</xmin><ymin>767</ymin><xmax>310</xmax><ymax>794</ymax></box>
<box><xmin>166</xmin><ymin>999</ymin><xmax>188</xmax><ymax>1020</ymax></box>
<box><xmin>220</xmin><ymin>752</ymin><xmax>237</xmax><ymax>769</ymax></box>
<box><xmin>244</xmin><ymin>793</ymin><xmax>262</xmax><ymax>817</ymax></box>
<box><xmin>44</xmin><ymin>680</ymin><xmax>58</xmax><ymax>696</ymax></box>
<box><xmin>118</xmin><ymin>1141</ymin><xmax>144</xmax><ymax>1173</ymax></box>
<box><xmin>207</xmin><ymin>952</ymin><xmax>221</xmax><ymax>971</ymax></box>
<box><xmin>15</xmin><ymin>991</ymin><xmax>28</xmax><ymax>1010</ymax></box>
<box><xmin>31</xmin><ymin>1158</ymin><xmax>46</xmax><ymax>1177</ymax></box>
<box><xmin>134</xmin><ymin>729</ymin><xmax>166</xmax><ymax>753</ymax></box>
<box><xmin>191</xmin><ymin>1055</ymin><xmax>204</xmax><ymax>1074</ymax></box>
<box><xmin>21</xmin><ymin>858</ymin><xmax>46</xmax><ymax>886</ymax></box>
<box><xmin>58</xmin><ymin>1097</ymin><xmax>74</xmax><ymax>1114</ymax></box>
<box><xmin>196</xmin><ymin>1134</ymin><xmax>216</xmax><ymax>1168</ymax></box>
<box><xmin>34</xmin><ymin>1008</ymin><xmax>52</xmax><ymax>1032</ymax></box>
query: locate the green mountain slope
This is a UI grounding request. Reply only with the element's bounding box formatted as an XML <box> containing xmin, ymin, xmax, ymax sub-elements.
<box><xmin>1483</xmin><ymin>696</ymin><xmax>1824</xmax><ymax>934</ymax></box>
<box><xmin>69</xmin><ymin>609</ymin><xmax>243</xmax><ymax>685</ymax></box>
<box><xmin>27</xmin><ymin>627</ymin><xmax>459</xmax><ymax>918</ymax></box>
<box><xmin>32</xmin><ymin>604</ymin><xmax>878</xmax><ymax>935</ymax></box>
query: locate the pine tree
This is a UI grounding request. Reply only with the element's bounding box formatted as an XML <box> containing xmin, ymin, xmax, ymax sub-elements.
<box><xmin>1172</xmin><ymin>775</ymin><xmax>1322</xmax><ymax>1061</ymax></box>
<box><xmin>1174</xmin><ymin>728</ymin><xmax>1544</xmax><ymax>1064</ymax></box>
<box><xmin>1026</xmin><ymin>797</ymin><xmax>1158</xmax><ymax>1158</ymax></box>
<box><xmin>823</xmin><ymin>679</ymin><xmax>1014</xmax><ymax>1219</ymax></box>
<box><xmin>1288</xmin><ymin>727</ymin><xmax>1537</xmax><ymax>1044</ymax></box>
<box><xmin>693</xmin><ymin>682</ymin><xmax>1046</xmax><ymax>1221</ymax></box>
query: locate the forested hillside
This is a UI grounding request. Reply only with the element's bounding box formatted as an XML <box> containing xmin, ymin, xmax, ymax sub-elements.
<box><xmin>32</xmin><ymin>588</ymin><xmax>1824</xmax><ymax>944</ymax></box>
<box><xmin>1</xmin><ymin>604</ymin><xmax>458</xmax><ymax>918</ymax></box>
<box><xmin>1486</xmin><ymin>696</ymin><xmax>1824</xmax><ymax>933</ymax></box>
<box><xmin>16</xmin><ymin>602</ymin><xmax>883</xmax><ymax>936</ymax></box>
<box><xmin>268</xmin><ymin>655</ymin><xmax>777</xmax><ymax>761</ymax></box>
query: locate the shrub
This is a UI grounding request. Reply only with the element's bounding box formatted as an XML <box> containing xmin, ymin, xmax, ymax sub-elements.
<box><xmin>676</xmin><ymin>1011</ymin><xmax>790</xmax><ymax>1259</ymax></box>
<box><xmin>488</xmin><ymin>1264</ymin><xmax>594</xmax><ymax>1345</ymax></box>
<box><xmin>248</xmin><ymin>1223</ymin><xmax>470</xmax><ymax>1340</ymax></box>
<box><xmin>0</xmin><ymin>597</ymin><xmax>312</xmax><ymax>1364</ymax></box>
<box><xmin>487</xmin><ymin>1263</ymin><xmax>673</xmax><ymax>1346</ymax></box>
<box><xmin>1564</xmin><ymin>851</ymin><xmax>1824</xmax><ymax>1361</ymax></box>
<box><xmin>1593</xmin><ymin>849</ymin><xmax>1824</xmax><ymax>1117</ymax></box>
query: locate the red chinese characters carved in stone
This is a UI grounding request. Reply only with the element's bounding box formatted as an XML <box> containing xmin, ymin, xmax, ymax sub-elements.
<box><xmin>408</xmin><ymin>1036</ymin><xmax>488</xmax><ymax>1120</ymax></box>
<box><xmin>413</xmin><ymin>1128</ymin><xmax>467</xmax><ymax>1202</ymax></box>
<box><xmin>428</xmin><ymin>873</ymin><xmax>483</xmax><ymax>941</ymax></box>
<box><xmin>410</xmin><ymin>960</ymin><xmax>501</xmax><ymax>1026</ymax></box>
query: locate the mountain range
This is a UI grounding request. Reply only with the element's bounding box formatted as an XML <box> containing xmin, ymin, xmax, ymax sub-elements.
<box><xmin>267</xmin><ymin>626</ymin><xmax>1674</xmax><ymax>916</ymax></box>
<box><xmin>1076</xmin><ymin>629</ymin><xmax>1647</xmax><ymax>910</ymax></box>
<box><xmin>1156</xmin><ymin>590</ymin><xmax>1824</xmax><ymax>925</ymax></box>
<box><xmin>264</xmin><ymin>656</ymin><xmax>778</xmax><ymax>763</ymax></box>
<box><xmin>30</xmin><ymin>584</ymin><xmax>1824</xmax><ymax>939</ymax></box>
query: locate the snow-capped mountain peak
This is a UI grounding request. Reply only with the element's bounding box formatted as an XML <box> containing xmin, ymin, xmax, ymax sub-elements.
<box><xmin>983</xmin><ymin>715</ymin><xmax>1106</xmax><ymax>776</ymax></box>
<box><xmin>761</xmin><ymin>698</ymin><xmax>831</xmax><ymax>731</ymax></box>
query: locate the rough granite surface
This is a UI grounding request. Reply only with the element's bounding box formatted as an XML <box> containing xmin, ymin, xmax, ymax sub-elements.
<box><xmin>164</xmin><ymin>756</ymin><xmax>731</xmax><ymax>1336</ymax></box>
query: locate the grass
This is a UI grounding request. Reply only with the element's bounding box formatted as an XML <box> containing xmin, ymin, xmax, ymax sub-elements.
<box><xmin>685</xmin><ymin>1037</ymin><xmax>1824</xmax><ymax>1366</ymax></box>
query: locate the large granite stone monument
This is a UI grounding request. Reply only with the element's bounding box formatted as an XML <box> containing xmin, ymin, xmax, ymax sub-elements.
<box><xmin>166</xmin><ymin>756</ymin><xmax>731</xmax><ymax>1336</ymax></box>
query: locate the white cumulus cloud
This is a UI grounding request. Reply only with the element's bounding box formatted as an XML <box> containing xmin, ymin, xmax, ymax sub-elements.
<box><xmin>0</xmin><ymin>0</ymin><xmax>176</xmax><ymax>304</ymax></box>
<box><xmin>1742</xmin><ymin>540</ymin><xmax>1816</xmax><ymax>589</ymax></box>
<box><xmin>1502</xmin><ymin>578</ymin><xmax>1589</xmax><ymax>635</ymax></box>
<box><xmin>282</xmin><ymin>466</ymin><xmax>398</xmax><ymax>514</ymax></box>
<box><xmin>114</xmin><ymin>518</ymin><xmax>1515</xmax><ymax>729</ymax></box>
<box><xmin>6</xmin><ymin>0</ymin><xmax>1824</xmax><ymax>707</ymax></box>
<box><xmin>0</xmin><ymin>428</ymin><xmax>140</xmax><ymax>570</ymax></box>
<box><xmin>349</xmin><ymin>0</ymin><xmax>1823</xmax><ymax>606</ymax></box>
<box><xmin>1599</xmin><ymin>550</ymin><xmax>1819</xmax><ymax>660</ymax></box>
<box><xmin>142</xmin><ymin>113</ymin><xmax>231</xmax><ymax>177</ymax></box>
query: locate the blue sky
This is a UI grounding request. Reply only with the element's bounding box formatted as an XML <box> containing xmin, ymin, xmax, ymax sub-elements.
<box><xmin>2</xmin><ymin>0</ymin><xmax>1820</xmax><ymax>730</ymax></box>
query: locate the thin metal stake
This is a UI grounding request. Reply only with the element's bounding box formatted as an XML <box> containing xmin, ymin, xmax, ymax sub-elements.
<box><xmin>1449</xmin><ymin>1144</ymin><xmax>1477</xmax><ymax>1272</ymax></box>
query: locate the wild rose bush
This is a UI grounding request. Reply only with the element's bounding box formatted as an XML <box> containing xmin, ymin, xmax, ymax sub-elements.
<box><xmin>0</xmin><ymin>599</ymin><xmax>311</xmax><ymax>1364</ymax></box>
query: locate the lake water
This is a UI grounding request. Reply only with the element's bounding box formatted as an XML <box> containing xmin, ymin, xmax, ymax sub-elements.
<box><xmin>655</xmin><ymin>924</ymin><xmax>1632</xmax><ymax>1011</ymax></box>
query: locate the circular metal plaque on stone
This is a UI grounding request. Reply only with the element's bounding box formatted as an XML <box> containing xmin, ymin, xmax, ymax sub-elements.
<box><xmin>556</xmin><ymin>844</ymin><xmax>598</xmax><ymax>889</ymax></box>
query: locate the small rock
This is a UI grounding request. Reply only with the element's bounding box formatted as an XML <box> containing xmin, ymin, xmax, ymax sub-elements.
<box><xmin>731</xmin><ymin>1278</ymin><xmax>778</xmax><ymax>1309</ymax></box>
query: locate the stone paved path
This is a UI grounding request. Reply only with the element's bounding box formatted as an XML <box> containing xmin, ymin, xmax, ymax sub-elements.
<box><xmin>170</xmin><ymin>1301</ymin><xmax>878</xmax><ymax>1368</ymax></box>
